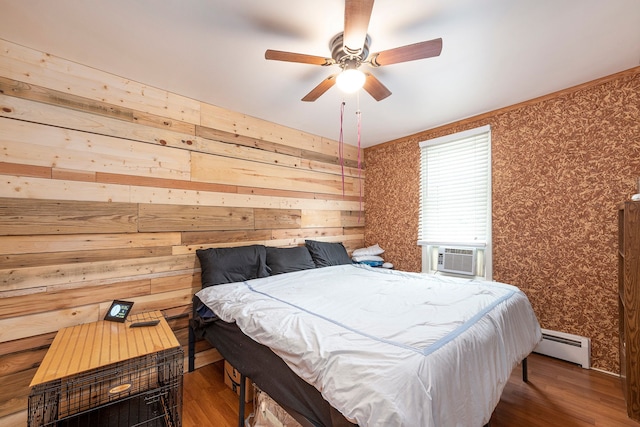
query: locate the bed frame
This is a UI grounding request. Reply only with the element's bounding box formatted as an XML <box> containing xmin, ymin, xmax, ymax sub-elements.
<box><xmin>189</xmin><ymin>295</ymin><xmax>357</xmax><ymax>427</ymax></box>
<box><xmin>188</xmin><ymin>295</ymin><xmax>529</xmax><ymax>427</ymax></box>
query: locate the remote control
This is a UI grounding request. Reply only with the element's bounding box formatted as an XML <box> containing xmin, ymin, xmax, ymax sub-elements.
<box><xmin>129</xmin><ymin>319</ymin><xmax>160</xmax><ymax>327</ymax></box>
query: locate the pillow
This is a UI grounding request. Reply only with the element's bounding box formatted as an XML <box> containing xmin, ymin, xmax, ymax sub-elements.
<box><xmin>352</xmin><ymin>255</ymin><xmax>384</xmax><ymax>263</ymax></box>
<box><xmin>352</xmin><ymin>244</ymin><xmax>385</xmax><ymax>257</ymax></box>
<box><xmin>305</xmin><ymin>240</ymin><xmax>352</xmax><ymax>267</ymax></box>
<box><xmin>196</xmin><ymin>245</ymin><xmax>269</xmax><ymax>288</ymax></box>
<box><xmin>266</xmin><ymin>246</ymin><xmax>316</xmax><ymax>275</ymax></box>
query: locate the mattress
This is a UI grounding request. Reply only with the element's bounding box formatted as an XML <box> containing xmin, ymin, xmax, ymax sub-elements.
<box><xmin>196</xmin><ymin>264</ymin><xmax>541</xmax><ymax>427</ymax></box>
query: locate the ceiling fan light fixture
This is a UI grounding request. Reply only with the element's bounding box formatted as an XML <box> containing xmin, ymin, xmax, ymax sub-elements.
<box><xmin>265</xmin><ymin>3</ymin><xmax>442</xmax><ymax>102</ymax></box>
<box><xmin>336</xmin><ymin>67</ymin><xmax>366</xmax><ymax>93</ymax></box>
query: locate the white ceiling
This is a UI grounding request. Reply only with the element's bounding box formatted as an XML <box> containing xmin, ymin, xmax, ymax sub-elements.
<box><xmin>0</xmin><ymin>0</ymin><xmax>639</xmax><ymax>148</ymax></box>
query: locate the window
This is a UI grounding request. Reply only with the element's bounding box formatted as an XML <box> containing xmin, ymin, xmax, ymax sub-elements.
<box><xmin>418</xmin><ymin>125</ymin><xmax>492</xmax><ymax>279</ymax></box>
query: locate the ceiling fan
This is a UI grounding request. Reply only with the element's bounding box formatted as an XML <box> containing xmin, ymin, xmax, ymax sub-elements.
<box><xmin>265</xmin><ymin>0</ymin><xmax>443</xmax><ymax>102</ymax></box>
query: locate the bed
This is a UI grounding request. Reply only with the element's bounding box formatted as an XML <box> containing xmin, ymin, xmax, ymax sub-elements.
<box><xmin>189</xmin><ymin>242</ymin><xmax>542</xmax><ymax>427</ymax></box>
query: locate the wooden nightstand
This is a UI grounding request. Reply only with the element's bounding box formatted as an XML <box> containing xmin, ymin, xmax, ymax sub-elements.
<box><xmin>28</xmin><ymin>311</ymin><xmax>183</xmax><ymax>427</ymax></box>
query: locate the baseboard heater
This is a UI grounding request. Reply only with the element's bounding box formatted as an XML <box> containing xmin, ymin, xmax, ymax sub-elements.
<box><xmin>533</xmin><ymin>328</ymin><xmax>590</xmax><ymax>369</ymax></box>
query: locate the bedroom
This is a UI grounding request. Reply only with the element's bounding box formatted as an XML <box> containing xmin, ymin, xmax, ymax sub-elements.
<box><xmin>0</xmin><ymin>1</ymin><xmax>639</xmax><ymax>426</ymax></box>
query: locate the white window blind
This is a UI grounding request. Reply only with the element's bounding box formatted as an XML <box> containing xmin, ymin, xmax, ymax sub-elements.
<box><xmin>418</xmin><ymin>125</ymin><xmax>491</xmax><ymax>245</ymax></box>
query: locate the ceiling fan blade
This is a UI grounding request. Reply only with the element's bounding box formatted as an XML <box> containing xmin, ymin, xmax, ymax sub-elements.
<box><xmin>370</xmin><ymin>38</ymin><xmax>443</xmax><ymax>67</ymax></box>
<box><xmin>363</xmin><ymin>73</ymin><xmax>391</xmax><ymax>101</ymax></box>
<box><xmin>302</xmin><ymin>75</ymin><xmax>337</xmax><ymax>102</ymax></box>
<box><xmin>343</xmin><ymin>0</ymin><xmax>374</xmax><ymax>55</ymax></box>
<box><xmin>265</xmin><ymin>49</ymin><xmax>333</xmax><ymax>66</ymax></box>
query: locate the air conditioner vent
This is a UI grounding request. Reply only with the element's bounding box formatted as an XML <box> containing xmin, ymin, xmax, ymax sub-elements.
<box><xmin>437</xmin><ymin>246</ymin><xmax>476</xmax><ymax>276</ymax></box>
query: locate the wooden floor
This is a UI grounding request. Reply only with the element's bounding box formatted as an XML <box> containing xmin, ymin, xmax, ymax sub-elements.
<box><xmin>182</xmin><ymin>353</ymin><xmax>640</xmax><ymax>427</ymax></box>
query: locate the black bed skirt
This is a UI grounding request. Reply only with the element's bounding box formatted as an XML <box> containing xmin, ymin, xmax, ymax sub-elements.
<box><xmin>190</xmin><ymin>296</ymin><xmax>357</xmax><ymax>427</ymax></box>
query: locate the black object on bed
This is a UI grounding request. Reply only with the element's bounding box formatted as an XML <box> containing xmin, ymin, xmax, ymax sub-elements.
<box><xmin>196</xmin><ymin>245</ymin><xmax>270</xmax><ymax>288</ymax></box>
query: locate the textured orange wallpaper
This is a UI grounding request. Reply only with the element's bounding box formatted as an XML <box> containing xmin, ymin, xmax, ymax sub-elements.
<box><xmin>364</xmin><ymin>68</ymin><xmax>640</xmax><ymax>372</ymax></box>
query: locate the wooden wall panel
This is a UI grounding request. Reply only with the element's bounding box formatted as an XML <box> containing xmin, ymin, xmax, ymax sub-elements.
<box><xmin>0</xmin><ymin>306</ymin><xmax>100</xmax><ymax>344</ymax></box>
<box><xmin>301</xmin><ymin>209</ymin><xmax>343</xmax><ymax>228</ymax></box>
<box><xmin>0</xmin><ymin>232</ymin><xmax>181</xmax><ymax>255</ymax></box>
<box><xmin>150</xmin><ymin>273</ymin><xmax>200</xmax><ymax>294</ymax></box>
<box><xmin>191</xmin><ymin>151</ymin><xmax>360</xmax><ymax>196</ymax></box>
<box><xmin>270</xmin><ymin>227</ymin><xmax>344</xmax><ymax>240</ymax></box>
<box><xmin>341</xmin><ymin>210</ymin><xmax>365</xmax><ymax>227</ymax></box>
<box><xmin>138</xmin><ymin>204</ymin><xmax>254</xmax><ymax>232</ymax></box>
<box><xmin>0</xmin><ymin>333</ymin><xmax>56</xmax><ymax>358</ymax></box>
<box><xmin>2</xmin><ymin>254</ymin><xmax>195</xmax><ymax>293</ymax></box>
<box><xmin>1</xmin><ymin>118</ymin><xmax>191</xmax><ymax>179</ymax></box>
<box><xmin>254</xmin><ymin>208</ymin><xmax>301</xmax><ymax>229</ymax></box>
<box><xmin>0</xmin><ymin>279</ymin><xmax>151</xmax><ymax>319</ymax></box>
<box><xmin>181</xmin><ymin>229</ymin><xmax>272</xmax><ymax>246</ymax></box>
<box><xmin>0</xmin><ymin>38</ymin><xmax>365</xmax><ymax>425</ymax></box>
<box><xmin>0</xmin><ymin>198</ymin><xmax>137</xmax><ymax>235</ymax></box>
<box><xmin>200</xmin><ymin>102</ymin><xmax>361</xmax><ymax>164</ymax></box>
<box><xmin>0</xmin><ymin>369</ymin><xmax>32</xmax><ymax>419</ymax></box>
<box><xmin>0</xmin><ymin>90</ymin><xmax>197</xmax><ymax>146</ymax></box>
<box><xmin>0</xmin><ymin>174</ymin><xmax>133</xmax><ymax>202</ymax></box>
<box><xmin>0</xmin><ymin>173</ymin><xmax>364</xmax><ymax>212</ymax></box>
<box><xmin>0</xmin><ymin>91</ymin><xmax>365</xmax><ymax>180</ymax></box>
<box><xmin>0</xmin><ymin>348</ymin><xmax>47</xmax><ymax>378</ymax></box>
<box><xmin>0</xmin><ymin>39</ymin><xmax>201</xmax><ymax>123</ymax></box>
<box><xmin>0</xmin><ymin>246</ymin><xmax>172</xmax><ymax>269</ymax></box>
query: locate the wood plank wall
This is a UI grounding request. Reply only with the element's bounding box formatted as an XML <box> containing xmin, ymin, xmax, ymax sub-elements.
<box><xmin>0</xmin><ymin>39</ymin><xmax>365</xmax><ymax>426</ymax></box>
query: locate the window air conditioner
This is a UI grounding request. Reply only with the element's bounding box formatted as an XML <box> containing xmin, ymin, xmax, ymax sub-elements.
<box><xmin>436</xmin><ymin>246</ymin><xmax>477</xmax><ymax>276</ymax></box>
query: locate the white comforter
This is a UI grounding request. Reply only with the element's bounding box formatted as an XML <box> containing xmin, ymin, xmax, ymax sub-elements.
<box><xmin>196</xmin><ymin>264</ymin><xmax>541</xmax><ymax>427</ymax></box>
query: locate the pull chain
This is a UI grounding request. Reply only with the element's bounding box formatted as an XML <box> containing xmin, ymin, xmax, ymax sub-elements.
<box><xmin>339</xmin><ymin>101</ymin><xmax>346</xmax><ymax>198</ymax></box>
<box><xmin>356</xmin><ymin>93</ymin><xmax>362</xmax><ymax>222</ymax></box>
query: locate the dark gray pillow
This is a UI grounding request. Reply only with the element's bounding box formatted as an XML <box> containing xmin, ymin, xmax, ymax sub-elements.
<box><xmin>305</xmin><ymin>240</ymin><xmax>352</xmax><ymax>268</ymax></box>
<box><xmin>266</xmin><ymin>246</ymin><xmax>316</xmax><ymax>275</ymax></box>
<box><xmin>196</xmin><ymin>245</ymin><xmax>270</xmax><ymax>288</ymax></box>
